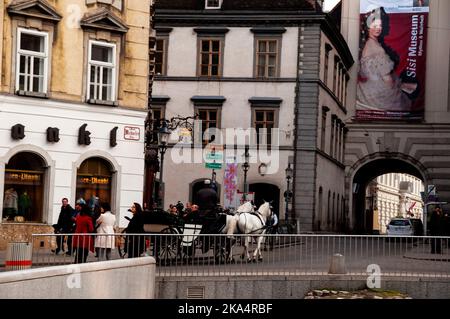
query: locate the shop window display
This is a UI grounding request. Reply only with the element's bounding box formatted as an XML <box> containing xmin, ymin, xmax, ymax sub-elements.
<box><xmin>76</xmin><ymin>158</ymin><xmax>112</xmax><ymax>212</ymax></box>
<box><xmin>3</xmin><ymin>152</ymin><xmax>45</xmax><ymax>222</ymax></box>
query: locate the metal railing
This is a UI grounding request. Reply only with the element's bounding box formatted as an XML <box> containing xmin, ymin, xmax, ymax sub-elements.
<box><xmin>22</xmin><ymin>233</ymin><xmax>450</xmax><ymax>278</ymax></box>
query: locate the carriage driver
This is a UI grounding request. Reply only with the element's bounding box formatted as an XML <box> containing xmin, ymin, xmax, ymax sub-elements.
<box><xmin>196</xmin><ymin>179</ymin><xmax>218</xmax><ymax>218</ymax></box>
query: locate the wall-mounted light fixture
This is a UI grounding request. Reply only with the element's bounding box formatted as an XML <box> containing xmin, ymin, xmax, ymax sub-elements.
<box><xmin>258</xmin><ymin>163</ymin><xmax>268</xmax><ymax>176</ymax></box>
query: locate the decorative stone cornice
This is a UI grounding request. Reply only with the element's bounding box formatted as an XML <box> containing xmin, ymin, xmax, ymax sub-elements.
<box><xmin>80</xmin><ymin>7</ymin><xmax>128</xmax><ymax>33</ymax></box>
<box><xmin>7</xmin><ymin>0</ymin><xmax>62</xmax><ymax>22</ymax></box>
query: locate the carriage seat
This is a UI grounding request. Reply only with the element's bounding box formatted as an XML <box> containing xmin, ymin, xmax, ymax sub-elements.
<box><xmin>181</xmin><ymin>223</ymin><xmax>203</xmax><ymax>247</ymax></box>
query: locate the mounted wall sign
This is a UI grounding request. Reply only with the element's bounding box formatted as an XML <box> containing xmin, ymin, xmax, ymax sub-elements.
<box><xmin>124</xmin><ymin>126</ymin><xmax>140</xmax><ymax>140</ymax></box>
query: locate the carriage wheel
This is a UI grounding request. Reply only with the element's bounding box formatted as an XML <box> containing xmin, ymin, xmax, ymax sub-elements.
<box><xmin>156</xmin><ymin>227</ymin><xmax>179</xmax><ymax>265</ymax></box>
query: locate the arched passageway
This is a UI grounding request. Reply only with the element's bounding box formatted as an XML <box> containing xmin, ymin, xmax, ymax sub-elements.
<box><xmin>351</xmin><ymin>158</ymin><xmax>426</xmax><ymax>234</ymax></box>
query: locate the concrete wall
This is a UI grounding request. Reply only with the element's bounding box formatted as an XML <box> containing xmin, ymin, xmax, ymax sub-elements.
<box><xmin>156</xmin><ymin>275</ymin><xmax>450</xmax><ymax>299</ymax></box>
<box><xmin>0</xmin><ymin>257</ymin><xmax>156</xmax><ymax>299</ymax></box>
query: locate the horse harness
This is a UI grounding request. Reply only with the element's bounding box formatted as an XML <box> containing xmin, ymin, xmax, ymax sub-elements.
<box><xmin>236</xmin><ymin>211</ymin><xmax>268</xmax><ymax>234</ymax></box>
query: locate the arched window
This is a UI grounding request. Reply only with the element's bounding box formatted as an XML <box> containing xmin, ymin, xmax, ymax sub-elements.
<box><xmin>3</xmin><ymin>152</ymin><xmax>46</xmax><ymax>222</ymax></box>
<box><xmin>318</xmin><ymin>187</ymin><xmax>323</xmax><ymax>230</ymax></box>
<box><xmin>76</xmin><ymin>158</ymin><xmax>113</xmax><ymax>210</ymax></box>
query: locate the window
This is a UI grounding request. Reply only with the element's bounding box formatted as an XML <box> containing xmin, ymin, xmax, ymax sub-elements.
<box><xmin>87</xmin><ymin>41</ymin><xmax>116</xmax><ymax>102</ymax></box>
<box><xmin>155</xmin><ymin>38</ymin><xmax>167</xmax><ymax>76</ymax></box>
<box><xmin>196</xmin><ymin>108</ymin><xmax>220</xmax><ymax>144</ymax></box>
<box><xmin>323</xmin><ymin>44</ymin><xmax>332</xmax><ymax>86</ymax></box>
<box><xmin>199</xmin><ymin>39</ymin><xmax>222</xmax><ymax>77</ymax></box>
<box><xmin>330</xmin><ymin>118</ymin><xmax>335</xmax><ymax>157</ymax></box>
<box><xmin>256</xmin><ymin>39</ymin><xmax>279</xmax><ymax>78</ymax></box>
<box><xmin>76</xmin><ymin>157</ymin><xmax>113</xmax><ymax>212</ymax></box>
<box><xmin>16</xmin><ymin>28</ymin><xmax>49</xmax><ymax>94</ymax></box>
<box><xmin>254</xmin><ymin>109</ymin><xmax>276</xmax><ymax>145</ymax></box>
<box><xmin>321</xmin><ymin>108</ymin><xmax>328</xmax><ymax>151</ymax></box>
<box><xmin>333</xmin><ymin>57</ymin><xmax>339</xmax><ymax>94</ymax></box>
<box><xmin>152</xmin><ymin>107</ymin><xmax>164</xmax><ymax>123</ymax></box>
<box><xmin>205</xmin><ymin>0</ymin><xmax>222</xmax><ymax>9</ymax></box>
<box><xmin>3</xmin><ymin>152</ymin><xmax>46</xmax><ymax>223</ymax></box>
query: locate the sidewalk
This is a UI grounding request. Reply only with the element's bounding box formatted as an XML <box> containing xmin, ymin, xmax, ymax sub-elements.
<box><xmin>403</xmin><ymin>241</ymin><xmax>450</xmax><ymax>262</ymax></box>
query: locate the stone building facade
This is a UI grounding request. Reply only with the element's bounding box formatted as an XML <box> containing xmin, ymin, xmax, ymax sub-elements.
<box><xmin>151</xmin><ymin>0</ymin><xmax>353</xmax><ymax>231</ymax></box>
<box><xmin>341</xmin><ymin>0</ymin><xmax>450</xmax><ymax>233</ymax></box>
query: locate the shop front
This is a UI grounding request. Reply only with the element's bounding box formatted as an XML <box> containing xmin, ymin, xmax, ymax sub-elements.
<box><xmin>76</xmin><ymin>157</ymin><xmax>113</xmax><ymax>210</ymax></box>
<box><xmin>0</xmin><ymin>95</ymin><xmax>146</xmax><ymax>250</ymax></box>
<box><xmin>3</xmin><ymin>152</ymin><xmax>46</xmax><ymax>223</ymax></box>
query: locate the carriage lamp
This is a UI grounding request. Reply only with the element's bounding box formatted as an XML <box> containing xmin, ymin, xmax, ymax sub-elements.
<box><xmin>285</xmin><ymin>164</ymin><xmax>293</xmax><ymax>222</ymax></box>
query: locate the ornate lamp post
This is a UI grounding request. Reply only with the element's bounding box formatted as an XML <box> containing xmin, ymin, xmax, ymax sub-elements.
<box><xmin>285</xmin><ymin>164</ymin><xmax>293</xmax><ymax>222</ymax></box>
<box><xmin>145</xmin><ymin>114</ymin><xmax>198</xmax><ymax>209</ymax></box>
<box><xmin>242</xmin><ymin>145</ymin><xmax>250</xmax><ymax>201</ymax></box>
<box><xmin>156</xmin><ymin>120</ymin><xmax>171</xmax><ymax>208</ymax></box>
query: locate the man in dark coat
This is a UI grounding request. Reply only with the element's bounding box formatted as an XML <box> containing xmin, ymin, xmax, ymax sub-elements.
<box><xmin>429</xmin><ymin>206</ymin><xmax>445</xmax><ymax>254</ymax></box>
<box><xmin>196</xmin><ymin>179</ymin><xmax>218</xmax><ymax>218</ymax></box>
<box><xmin>52</xmin><ymin>198</ymin><xmax>75</xmax><ymax>255</ymax></box>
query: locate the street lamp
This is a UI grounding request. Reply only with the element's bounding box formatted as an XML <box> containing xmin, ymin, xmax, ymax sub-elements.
<box><xmin>242</xmin><ymin>145</ymin><xmax>250</xmax><ymax>201</ymax></box>
<box><xmin>285</xmin><ymin>164</ymin><xmax>293</xmax><ymax>222</ymax></box>
<box><xmin>156</xmin><ymin>120</ymin><xmax>171</xmax><ymax>208</ymax></box>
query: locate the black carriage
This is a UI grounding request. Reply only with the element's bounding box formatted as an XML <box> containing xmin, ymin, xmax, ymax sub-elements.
<box><xmin>131</xmin><ymin>207</ymin><xmax>233</xmax><ymax>263</ymax></box>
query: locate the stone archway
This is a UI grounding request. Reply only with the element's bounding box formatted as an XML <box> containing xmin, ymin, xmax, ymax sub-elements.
<box><xmin>346</xmin><ymin>153</ymin><xmax>429</xmax><ymax>233</ymax></box>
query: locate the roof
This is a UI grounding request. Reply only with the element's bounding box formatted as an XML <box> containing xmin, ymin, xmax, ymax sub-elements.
<box><xmin>154</xmin><ymin>0</ymin><xmax>319</xmax><ymax>11</ymax></box>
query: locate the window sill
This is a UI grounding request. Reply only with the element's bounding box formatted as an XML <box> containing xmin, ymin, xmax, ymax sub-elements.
<box><xmin>87</xmin><ymin>99</ymin><xmax>118</xmax><ymax>107</ymax></box>
<box><xmin>16</xmin><ymin>91</ymin><xmax>48</xmax><ymax>99</ymax></box>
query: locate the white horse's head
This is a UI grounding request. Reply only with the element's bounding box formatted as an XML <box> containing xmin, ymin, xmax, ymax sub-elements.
<box><xmin>258</xmin><ymin>202</ymin><xmax>273</xmax><ymax>221</ymax></box>
<box><xmin>236</xmin><ymin>201</ymin><xmax>254</xmax><ymax>213</ymax></box>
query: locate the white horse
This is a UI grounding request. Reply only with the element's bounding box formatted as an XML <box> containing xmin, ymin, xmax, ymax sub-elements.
<box><xmin>216</xmin><ymin>201</ymin><xmax>255</xmax><ymax>263</ymax></box>
<box><xmin>235</xmin><ymin>201</ymin><xmax>273</xmax><ymax>262</ymax></box>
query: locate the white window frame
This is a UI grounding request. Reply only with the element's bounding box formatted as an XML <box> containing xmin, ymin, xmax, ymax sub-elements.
<box><xmin>16</xmin><ymin>28</ymin><xmax>49</xmax><ymax>94</ymax></box>
<box><xmin>205</xmin><ymin>0</ymin><xmax>222</xmax><ymax>9</ymax></box>
<box><xmin>87</xmin><ymin>40</ymin><xmax>117</xmax><ymax>102</ymax></box>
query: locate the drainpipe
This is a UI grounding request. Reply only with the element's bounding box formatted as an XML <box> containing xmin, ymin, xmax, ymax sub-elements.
<box><xmin>292</xmin><ymin>23</ymin><xmax>303</xmax><ymax>233</ymax></box>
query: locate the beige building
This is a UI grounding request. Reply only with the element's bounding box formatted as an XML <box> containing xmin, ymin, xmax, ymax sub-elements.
<box><xmin>366</xmin><ymin>173</ymin><xmax>424</xmax><ymax>234</ymax></box>
<box><xmin>0</xmin><ymin>0</ymin><xmax>150</xmax><ymax>248</ymax></box>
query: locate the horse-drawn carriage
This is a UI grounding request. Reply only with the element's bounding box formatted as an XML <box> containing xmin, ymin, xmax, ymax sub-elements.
<box><xmin>119</xmin><ymin>207</ymin><xmax>233</xmax><ymax>263</ymax></box>
<box><xmin>119</xmin><ymin>201</ymin><xmax>274</xmax><ymax>264</ymax></box>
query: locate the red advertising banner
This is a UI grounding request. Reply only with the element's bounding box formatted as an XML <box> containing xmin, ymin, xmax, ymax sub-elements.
<box><xmin>356</xmin><ymin>0</ymin><xmax>429</xmax><ymax>120</ymax></box>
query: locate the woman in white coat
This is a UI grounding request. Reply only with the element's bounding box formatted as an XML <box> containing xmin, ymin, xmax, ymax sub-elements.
<box><xmin>94</xmin><ymin>202</ymin><xmax>116</xmax><ymax>260</ymax></box>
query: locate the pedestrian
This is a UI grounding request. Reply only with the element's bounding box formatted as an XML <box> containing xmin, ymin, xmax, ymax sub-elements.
<box><xmin>67</xmin><ymin>199</ymin><xmax>85</xmax><ymax>255</ymax></box>
<box><xmin>125</xmin><ymin>202</ymin><xmax>145</xmax><ymax>258</ymax></box>
<box><xmin>196</xmin><ymin>179</ymin><xmax>218</xmax><ymax>218</ymax></box>
<box><xmin>265</xmin><ymin>213</ymin><xmax>279</xmax><ymax>251</ymax></box>
<box><xmin>52</xmin><ymin>198</ymin><xmax>75</xmax><ymax>255</ymax></box>
<box><xmin>73</xmin><ymin>204</ymin><xmax>94</xmax><ymax>263</ymax></box>
<box><xmin>429</xmin><ymin>206</ymin><xmax>445</xmax><ymax>254</ymax></box>
<box><xmin>94</xmin><ymin>202</ymin><xmax>116</xmax><ymax>261</ymax></box>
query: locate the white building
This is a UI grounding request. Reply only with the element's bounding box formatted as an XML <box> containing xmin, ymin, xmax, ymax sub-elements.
<box><xmin>152</xmin><ymin>0</ymin><xmax>354</xmax><ymax>230</ymax></box>
<box><xmin>366</xmin><ymin>173</ymin><xmax>424</xmax><ymax>234</ymax></box>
